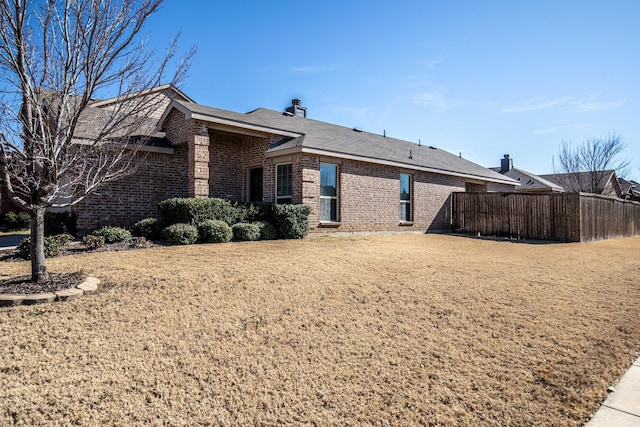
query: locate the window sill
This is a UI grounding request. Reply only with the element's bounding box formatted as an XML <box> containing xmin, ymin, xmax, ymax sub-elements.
<box><xmin>318</xmin><ymin>222</ymin><xmax>341</xmax><ymax>228</ymax></box>
<box><xmin>399</xmin><ymin>221</ymin><xmax>414</xmax><ymax>226</ymax></box>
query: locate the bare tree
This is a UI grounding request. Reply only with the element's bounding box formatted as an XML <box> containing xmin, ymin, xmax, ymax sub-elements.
<box><xmin>0</xmin><ymin>0</ymin><xmax>194</xmax><ymax>282</ymax></box>
<box><xmin>552</xmin><ymin>132</ymin><xmax>630</xmax><ymax>193</ymax></box>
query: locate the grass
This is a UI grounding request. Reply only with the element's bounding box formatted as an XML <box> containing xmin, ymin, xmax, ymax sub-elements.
<box><xmin>1</xmin><ymin>234</ymin><xmax>639</xmax><ymax>426</ymax></box>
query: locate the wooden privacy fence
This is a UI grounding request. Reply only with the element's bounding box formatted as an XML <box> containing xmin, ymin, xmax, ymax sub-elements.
<box><xmin>451</xmin><ymin>192</ymin><xmax>640</xmax><ymax>242</ymax></box>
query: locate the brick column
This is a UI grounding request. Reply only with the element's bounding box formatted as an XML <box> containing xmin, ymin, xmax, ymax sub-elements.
<box><xmin>188</xmin><ymin>124</ymin><xmax>210</xmax><ymax>198</ymax></box>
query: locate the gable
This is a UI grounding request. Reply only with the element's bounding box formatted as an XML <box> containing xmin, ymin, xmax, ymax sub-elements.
<box><xmin>91</xmin><ymin>84</ymin><xmax>194</xmax><ymax>121</ymax></box>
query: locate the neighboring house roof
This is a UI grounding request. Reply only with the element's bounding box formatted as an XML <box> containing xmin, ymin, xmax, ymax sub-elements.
<box><xmin>539</xmin><ymin>170</ymin><xmax>622</xmax><ymax>197</ymax></box>
<box><xmin>630</xmin><ymin>181</ymin><xmax>640</xmax><ymax>198</ymax></box>
<box><xmin>159</xmin><ymin>100</ymin><xmax>517</xmax><ymax>186</ymax></box>
<box><xmin>489</xmin><ymin>167</ymin><xmax>564</xmax><ymax>192</ymax></box>
<box><xmin>618</xmin><ymin>178</ymin><xmax>640</xmax><ymax>200</ymax></box>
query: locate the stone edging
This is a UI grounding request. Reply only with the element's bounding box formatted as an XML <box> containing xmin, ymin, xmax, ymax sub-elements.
<box><xmin>0</xmin><ymin>277</ymin><xmax>100</xmax><ymax>307</ymax></box>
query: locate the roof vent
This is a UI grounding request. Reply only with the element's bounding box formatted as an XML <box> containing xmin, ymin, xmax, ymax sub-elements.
<box><xmin>285</xmin><ymin>98</ymin><xmax>307</xmax><ymax>118</ymax></box>
<box><xmin>353</xmin><ymin>127</ymin><xmax>363</xmax><ymax>132</ymax></box>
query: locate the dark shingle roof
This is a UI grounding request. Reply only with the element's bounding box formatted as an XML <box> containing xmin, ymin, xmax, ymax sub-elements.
<box><xmin>490</xmin><ymin>167</ymin><xmax>564</xmax><ymax>192</ymax></box>
<box><xmin>164</xmin><ymin>100</ymin><xmax>516</xmax><ymax>185</ymax></box>
<box><xmin>539</xmin><ymin>170</ymin><xmax>616</xmax><ymax>194</ymax></box>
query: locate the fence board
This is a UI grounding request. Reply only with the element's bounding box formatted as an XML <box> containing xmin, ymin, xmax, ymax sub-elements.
<box><xmin>451</xmin><ymin>192</ymin><xmax>640</xmax><ymax>242</ymax></box>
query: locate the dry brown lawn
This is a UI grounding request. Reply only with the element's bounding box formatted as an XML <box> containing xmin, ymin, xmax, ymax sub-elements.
<box><xmin>1</xmin><ymin>234</ymin><xmax>639</xmax><ymax>426</ymax></box>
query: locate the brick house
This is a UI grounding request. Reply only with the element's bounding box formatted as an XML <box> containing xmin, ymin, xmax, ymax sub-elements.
<box><xmin>73</xmin><ymin>87</ymin><xmax>517</xmax><ymax>233</ymax></box>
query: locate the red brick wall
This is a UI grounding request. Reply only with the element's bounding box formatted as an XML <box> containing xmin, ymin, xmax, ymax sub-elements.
<box><xmin>73</xmin><ymin>147</ymin><xmax>189</xmax><ymax>232</ymax></box>
<box><xmin>209</xmin><ymin>130</ymin><xmax>244</xmax><ymax>200</ymax></box>
<box><xmin>164</xmin><ymin>109</ymin><xmax>209</xmax><ymax>198</ymax></box>
<box><xmin>299</xmin><ymin>156</ymin><xmax>475</xmax><ymax>233</ymax></box>
<box><xmin>208</xmin><ymin>130</ymin><xmax>277</xmax><ymax>202</ymax></box>
<box><xmin>245</xmin><ymin>135</ymin><xmax>277</xmax><ymax>203</ymax></box>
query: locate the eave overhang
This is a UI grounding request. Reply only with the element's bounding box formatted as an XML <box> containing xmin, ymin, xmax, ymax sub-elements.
<box><xmin>158</xmin><ymin>101</ymin><xmax>302</xmax><ymax>139</ymax></box>
<box><xmin>266</xmin><ymin>146</ymin><xmax>519</xmax><ymax>186</ymax></box>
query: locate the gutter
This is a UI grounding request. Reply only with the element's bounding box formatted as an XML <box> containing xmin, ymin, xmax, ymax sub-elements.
<box><xmin>266</xmin><ymin>146</ymin><xmax>519</xmax><ymax>186</ymax></box>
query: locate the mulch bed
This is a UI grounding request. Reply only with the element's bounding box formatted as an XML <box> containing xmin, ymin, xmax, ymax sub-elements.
<box><xmin>0</xmin><ymin>238</ymin><xmax>159</xmax><ymax>262</ymax></box>
<box><xmin>0</xmin><ymin>238</ymin><xmax>158</xmax><ymax>294</ymax></box>
<box><xmin>0</xmin><ymin>272</ymin><xmax>85</xmax><ymax>295</ymax></box>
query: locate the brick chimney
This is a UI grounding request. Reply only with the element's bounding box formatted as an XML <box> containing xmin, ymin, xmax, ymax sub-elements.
<box><xmin>285</xmin><ymin>98</ymin><xmax>307</xmax><ymax>118</ymax></box>
<box><xmin>500</xmin><ymin>154</ymin><xmax>513</xmax><ymax>173</ymax></box>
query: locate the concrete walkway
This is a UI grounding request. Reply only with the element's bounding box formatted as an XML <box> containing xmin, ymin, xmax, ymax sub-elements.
<box><xmin>586</xmin><ymin>357</ymin><xmax>640</xmax><ymax>426</ymax></box>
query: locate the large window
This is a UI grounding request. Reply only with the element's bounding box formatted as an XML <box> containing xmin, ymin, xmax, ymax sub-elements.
<box><xmin>400</xmin><ymin>173</ymin><xmax>412</xmax><ymax>222</ymax></box>
<box><xmin>276</xmin><ymin>163</ymin><xmax>292</xmax><ymax>204</ymax></box>
<box><xmin>320</xmin><ymin>163</ymin><xmax>338</xmax><ymax>222</ymax></box>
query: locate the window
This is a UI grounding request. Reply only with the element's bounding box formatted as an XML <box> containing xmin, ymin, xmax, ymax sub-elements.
<box><xmin>276</xmin><ymin>163</ymin><xmax>292</xmax><ymax>204</ymax></box>
<box><xmin>400</xmin><ymin>173</ymin><xmax>412</xmax><ymax>222</ymax></box>
<box><xmin>320</xmin><ymin>163</ymin><xmax>338</xmax><ymax>221</ymax></box>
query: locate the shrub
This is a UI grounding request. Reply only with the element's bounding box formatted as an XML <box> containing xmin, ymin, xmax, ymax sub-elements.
<box><xmin>129</xmin><ymin>236</ymin><xmax>150</xmax><ymax>248</ymax></box>
<box><xmin>267</xmin><ymin>204</ymin><xmax>311</xmax><ymax>239</ymax></box>
<box><xmin>53</xmin><ymin>233</ymin><xmax>74</xmax><ymax>246</ymax></box>
<box><xmin>233</xmin><ymin>202</ymin><xmax>264</xmax><ymax>223</ymax></box>
<box><xmin>156</xmin><ymin>197</ymin><xmax>311</xmax><ymax>240</ymax></box>
<box><xmin>158</xmin><ymin>198</ymin><xmax>239</xmax><ymax>226</ymax></box>
<box><xmin>17</xmin><ymin>236</ymin><xmax>60</xmax><ymax>259</ymax></box>
<box><xmin>252</xmin><ymin>221</ymin><xmax>278</xmax><ymax>240</ymax></box>
<box><xmin>232</xmin><ymin>223</ymin><xmax>261</xmax><ymax>241</ymax></box>
<box><xmin>44</xmin><ymin>211</ymin><xmax>76</xmax><ymax>236</ymax></box>
<box><xmin>132</xmin><ymin>218</ymin><xmax>160</xmax><ymax>240</ymax></box>
<box><xmin>198</xmin><ymin>219</ymin><xmax>232</xmax><ymax>243</ymax></box>
<box><xmin>82</xmin><ymin>234</ymin><xmax>105</xmax><ymax>249</ymax></box>
<box><xmin>162</xmin><ymin>223</ymin><xmax>199</xmax><ymax>245</ymax></box>
<box><xmin>4</xmin><ymin>211</ymin><xmax>30</xmax><ymax>230</ymax></box>
<box><xmin>93</xmin><ymin>226</ymin><xmax>131</xmax><ymax>244</ymax></box>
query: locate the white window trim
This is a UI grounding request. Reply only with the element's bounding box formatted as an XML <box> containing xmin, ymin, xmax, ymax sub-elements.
<box><xmin>275</xmin><ymin>162</ymin><xmax>293</xmax><ymax>203</ymax></box>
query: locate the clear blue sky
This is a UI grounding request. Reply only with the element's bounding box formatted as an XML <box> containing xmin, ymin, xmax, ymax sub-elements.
<box><xmin>148</xmin><ymin>0</ymin><xmax>639</xmax><ymax>179</ymax></box>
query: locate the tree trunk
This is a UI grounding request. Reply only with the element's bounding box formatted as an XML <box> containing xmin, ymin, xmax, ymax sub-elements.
<box><xmin>30</xmin><ymin>206</ymin><xmax>48</xmax><ymax>282</ymax></box>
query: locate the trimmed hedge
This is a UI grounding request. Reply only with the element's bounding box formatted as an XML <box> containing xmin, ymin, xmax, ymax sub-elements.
<box><xmin>252</xmin><ymin>221</ymin><xmax>278</xmax><ymax>240</ymax></box>
<box><xmin>162</xmin><ymin>223</ymin><xmax>199</xmax><ymax>245</ymax></box>
<box><xmin>94</xmin><ymin>226</ymin><xmax>132</xmax><ymax>244</ymax></box>
<box><xmin>266</xmin><ymin>204</ymin><xmax>311</xmax><ymax>239</ymax></box>
<box><xmin>132</xmin><ymin>218</ymin><xmax>161</xmax><ymax>240</ymax></box>
<box><xmin>158</xmin><ymin>198</ymin><xmax>239</xmax><ymax>226</ymax></box>
<box><xmin>198</xmin><ymin>220</ymin><xmax>232</xmax><ymax>243</ymax></box>
<box><xmin>232</xmin><ymin>223</ymin><xmax>260</xmax><ymax>241</ymax></box>
<box><xmin>157</xmin><ymin>197</ymin><xmax>311</xmax><ymax>241</ymax></box>
<box><xmin>232</xmin><ymin>203</ymin><xmax>310</xmax><ymax>239</ymax></box>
